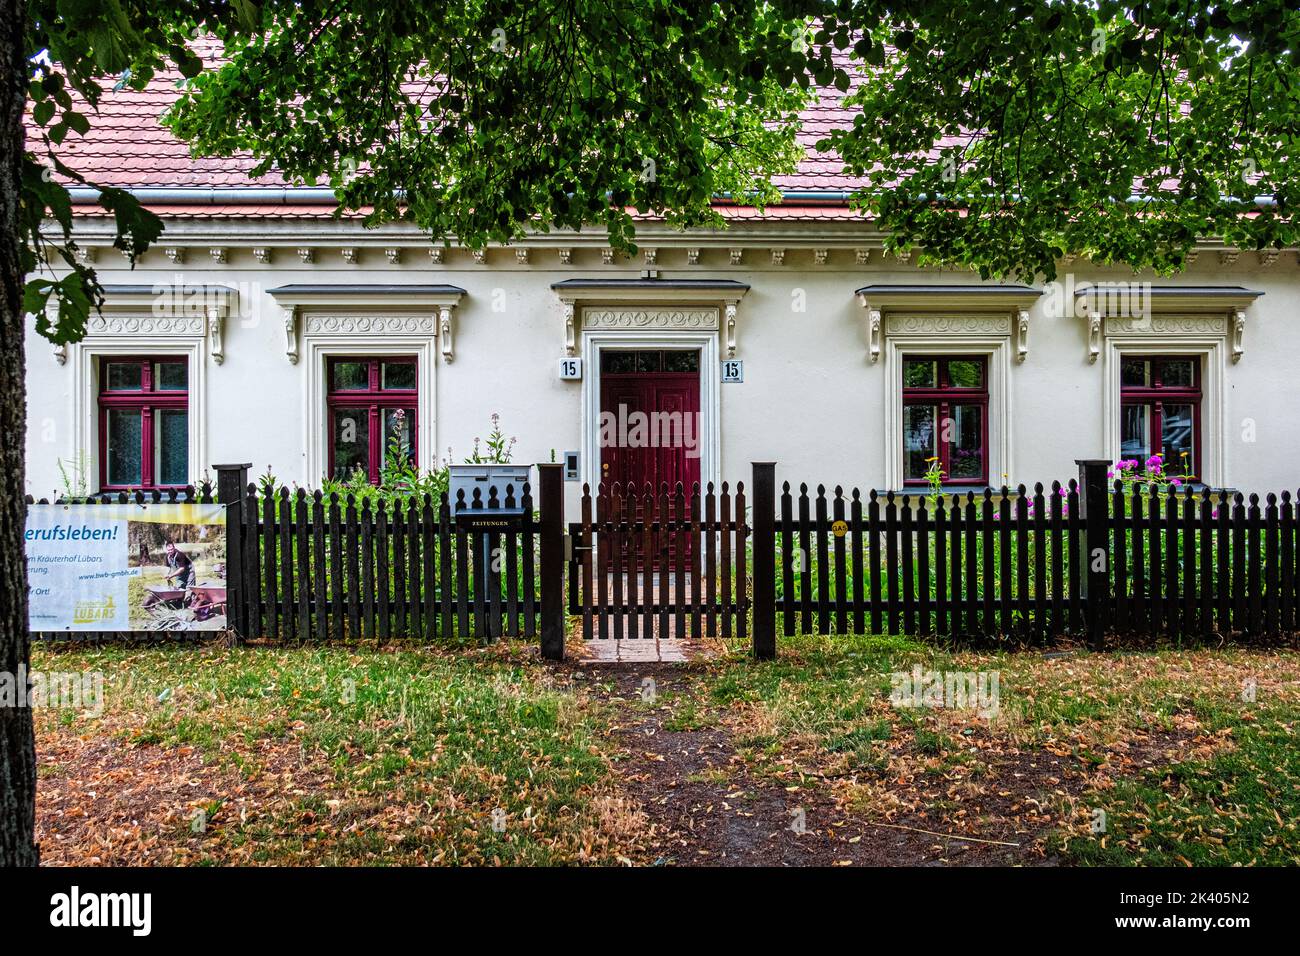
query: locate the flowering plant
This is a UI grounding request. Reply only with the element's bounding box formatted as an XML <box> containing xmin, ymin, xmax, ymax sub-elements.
<box><xmin>464</xmin><ymin>412</ymin><xmax>517</xmax><ymax>465</ymax></box>
<box><xmin>922</xmin><ymin>456</ymin><xmax>945</xmax><ymax>506</ymax></box>
<box><xmin>1109</xmin><ymin>451</ymin><xmax>1195</xmax><ymax>495</ymax></box>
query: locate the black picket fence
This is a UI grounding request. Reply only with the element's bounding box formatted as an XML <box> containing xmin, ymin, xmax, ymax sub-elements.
<box><xmin>27</xmin><ymin>460</ymin><xmax>1300</xmax><ymax>656</ymax></box>
<box><xmin>236</xmin><ymin>483</ymin><xmax>540</xmax><ymax>643</ymax></box>
<box><xmin>772</xmin><ymin>466</ymin><xmax>1300</xmax><ymax>646</ymax></box>
<box><xmin>566</xmin><ymin>479</ymin><xmax>751</xmax><ymax>641</ymax></box>
<box><xmin>219</xmin><ymin>464</ymin><xmax>567</xmax><ymax>657</ymax></box>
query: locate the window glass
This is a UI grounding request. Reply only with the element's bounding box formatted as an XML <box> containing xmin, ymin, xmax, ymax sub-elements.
<box><xmin>1160</xmin><ymin>359</ymin><xmax>1196</xmax><ymax>387</ymax></box>
<box><xmin>155</xmin><ymin>362</ymin><xmax>188</xmax><ymax>391</ymax></box>
<box><xmin>381</xmin><ymin>361</ymin><xmax>417</xmax><ymax>390</ymax></box>
<box><xmin>662</xmin><ymin>351</ymin><xmax>700</xmax><ymax>373</ymax></box>
<box><xmin>949</xmin><ymin>405</ymin><xmax>985</xmax><ymax>480</ymax></box>
<box><xmin>382</xmin><ymin>407</ymin><xmax>416</xmax><ymax>465</ymax></box>
<box><xmin>629</xmin><ymin>351</ymin><xmax>658</xmax><ymax>372</ymax></box>
<box><xmin>1121</xmin><ymin>405</ymin><xmax>1149</xmax><ymax>460</ymax></box>
<box><xmin>332</xmin><ymin>408</ymin><xmax>369</xmax><ymax>479</ymax></box>
<box><xmin>1161</xmin><ymin>404</ymin><xmax>1195</xmax><ymax>472</ymax></box>
<box><xmin>105</xmin><ymin>362</ymin><xmax>144</xmax><ymax>391</ymax></box>
<box><xmin>903</xmin><ymin>405</ymin><xmax>937</xmax><ymax>480</ymax></box>
<box><xmin>600</xmin><ymin>351</ymin><xmax>637</xmax><ymax>374</ymax></box>
<box><xmin>947</xmin><ymin>360</ymin><xmax>983</xmax><ymax>388</ymax></box>
<box><xmin>155</xmin><ymin>409</ymin><xmax>188</xmax><ymax>485</ymax></box>
<box><xmin>1121</xmin><ymin>358</ymin><xmax>1150</xmax><ymax>387</ymax></box>
<box><xmin>106</xmin><ymin>409</ymin><xmax>143</xmax><ymax>486</ymax></box>
<box><xmin>903</xmin><ymin>359</ymin><xmax>936</xmax><ymax>388</ymax></box>
<box><xmin>331</xmin><ymin>361</ymin><xmax>370</xmax><ymax>391</ymax></box>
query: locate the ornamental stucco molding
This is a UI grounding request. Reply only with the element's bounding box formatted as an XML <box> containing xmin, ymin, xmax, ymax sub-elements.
<box><xmin>892</xmin><ymin>314</ymin><xmax>1011</xmax><ymax>335</ymax></box>
<box><xmin>582</xmin><ymin>308</ymin><xmax>719</xmax><ymax>331</ymax></box>
<box><xmin>1105</xmin><ymin>314</ymin><xmax>1228</xmax><ymax>335</ymax></box>
<box><xmin>304</xmin><ymin>313</ymin><xmax>439</xmax><ymax>335</ymax></box>
<box><xmin>439</xmin><ymin>305</ymin><xmax>455</xmax><ymax>363</ymax></box>
<box><xmin>87</xmin><ymin>314</ymin><xmax>206</xmax><ymax>336</ymax></box>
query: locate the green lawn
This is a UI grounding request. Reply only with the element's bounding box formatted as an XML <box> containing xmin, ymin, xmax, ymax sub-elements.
<box><xmin>33</xmin><ymin>641</ymin><xmax>632</xmax><ymax>865</ymax></box>
<box><xmin>684</xmin><ymin>635</ymin><xmax>1300</xmax><ymax>865</ymax></box>
<box><xmin>30</xmin><ymin>636</ymin><xmax>1300</xmax><ymax>866</ymax></box>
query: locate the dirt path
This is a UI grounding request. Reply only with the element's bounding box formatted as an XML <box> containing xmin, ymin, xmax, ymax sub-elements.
<box><xmin>589</xmin><ymin>665</ymin><xmax>1102</xmax><ymax>866</ymax></box>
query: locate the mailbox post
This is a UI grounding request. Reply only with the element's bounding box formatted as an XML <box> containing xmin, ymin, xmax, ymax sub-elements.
<box><xmin>448</xmin><ymin>464</ymin><xmax>531</xmax><ymax>643</ymax></box>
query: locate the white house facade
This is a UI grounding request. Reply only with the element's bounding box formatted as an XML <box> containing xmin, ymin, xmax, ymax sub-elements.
<box><xmin>23</xmin><ymin>78</ymin><xmax>1300</xmax><ymax>506</ymax></box>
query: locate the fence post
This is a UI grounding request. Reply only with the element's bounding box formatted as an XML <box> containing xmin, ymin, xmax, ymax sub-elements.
<box><xmin>214</xmin><ymin>463</ymin><xmax>251</xmax><ymax>640</ymax></box>
<box><xmin>1076</xmin><ymin>458</ymin><xmax>1110</xmax><ymax>651</ymax></box>
<box><xmin>537</xmin><ymin>463</ymin><xmax>565</xmax><ymax>661</ymax></box>
<box><xmin>751</xmin><ymin>461</ymin><xmax>777</xmax><ymax>660</ymax></box>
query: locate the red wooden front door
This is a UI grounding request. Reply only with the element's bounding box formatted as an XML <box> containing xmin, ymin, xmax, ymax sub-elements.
<box><xmin>599</xmin><ymin>350</ymin><xmax>702</xmax><ymax>569</ymax></box>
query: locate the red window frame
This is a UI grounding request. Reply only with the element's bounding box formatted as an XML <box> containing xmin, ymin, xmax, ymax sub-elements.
<box><xmin>902</xmin><ymin>355</ymin><xmax>989</xmax><ymax>486</ymax></box>
<box><xmin>326</xmin><ymin>357</ymin><xmax>418</xmax><ymax>484</ymax></box>
<box><xmin>97</xmin><ymin>356</ymin><xmax>189</xmax><ymax>491</ymax></box>
<box><xmin>1119</xmin><ymin>354</ymin><xmax>1202</xmax><ymax>478</ymax></box>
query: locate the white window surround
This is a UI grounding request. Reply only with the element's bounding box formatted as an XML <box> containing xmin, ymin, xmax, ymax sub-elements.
<box><xmin>65</xmin><ymin>285</ymin><xmax>233</xmax><ymax>492</ymax></box>
<box><xmin>268</xmin><ymin>284</ymin><xmax>465</xmax><ymax>483</ymax></box>
<box><xmin>1080</xmin><ymin>286</ymin><xmax>1263</xmax><ymax>489</ymax></box>
<box><xmin>1077</xmin><ymin>285</ymin><xmax>1263</xmax><ymax>366</ymax></box>
<box><xmin>1102</xmin><ymin>338</ymin><xmax>1224</xmax><ymax>488</ymax></box>
<box><xmin>882</xmin><ymin>335</ymin><xmax>1013</xmax><ymax>492</ymax></box>
<box><xmin>302</xmin><ymin>338</ymin><xmax>437</xmax><ymax>484</ymax></box>
<box><xmin>858</xmin><ymin>285</ymin><xmax>1040</xmax><ymax>491</ymax></box>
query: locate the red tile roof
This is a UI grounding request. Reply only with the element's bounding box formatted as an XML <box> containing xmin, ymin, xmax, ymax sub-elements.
<box><xmin>39</xmin><ymin>55</ymin><xmax>868</xmax><ymax>221</ymax></box>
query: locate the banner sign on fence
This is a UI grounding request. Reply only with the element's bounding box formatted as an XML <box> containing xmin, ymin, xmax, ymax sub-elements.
<box><xmin>26</xmin><ymin>503</ymin><xmax>227</xmax><ymax>632</ymax></box>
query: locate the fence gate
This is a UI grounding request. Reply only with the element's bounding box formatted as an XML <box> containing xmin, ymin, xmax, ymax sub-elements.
<box><xmin>568</xmin><ymin>480</ymin><xmax>750</xmax><ymax>641</ymax></box>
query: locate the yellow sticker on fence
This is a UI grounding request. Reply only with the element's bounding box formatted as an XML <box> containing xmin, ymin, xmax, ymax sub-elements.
<box><xmin>831</xmin><ymin>519</ymin><xmax>849</xmax><ymax>538</ymax></box>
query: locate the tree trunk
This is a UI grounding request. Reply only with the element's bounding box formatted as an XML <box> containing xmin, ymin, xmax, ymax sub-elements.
<box><xmin>0</xmin><ymin>0</ymin><xmax>37</xmax><ymax>867</ymax></box>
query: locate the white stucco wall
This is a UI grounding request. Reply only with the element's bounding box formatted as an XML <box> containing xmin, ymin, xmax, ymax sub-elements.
<box><xmin>25</xmin><ymin>224</ymin><xmax>1300</xmax><ymax>512</ymax></box>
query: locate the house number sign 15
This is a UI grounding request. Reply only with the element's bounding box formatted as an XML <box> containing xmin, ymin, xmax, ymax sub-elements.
<box><xmin>721</xmin><ymin>359</ymin><xmax>744</xmax><ymax>383</ymax></box>
<box><xmin>558</xmin><ymin>357</ymin><xmax>582</xmax><ymax>380</ymax></box>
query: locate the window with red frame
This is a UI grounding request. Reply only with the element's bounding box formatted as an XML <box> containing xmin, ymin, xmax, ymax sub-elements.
<box><xmin>98</xmin><ymin>357</ymin><xmax>189</xmax><ymax>490</ymax></box>
<box><xmin>1120</xmin><ymin>356</ymin><xmax>1201</xmax><ymax>478</ymax></box>
<box><xmin>902</xmin><ymin>356</ymin><xmax>988</xmax><ymax>485</ymax></box>
<box><xmin>327</xmin><ymin>357</ymin><xmax>417</xmax><ymax>483</ymax></box>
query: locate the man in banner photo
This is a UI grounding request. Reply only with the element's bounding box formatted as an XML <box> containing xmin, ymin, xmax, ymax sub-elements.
<box><xmin>25</xmin><ymin>503</ymin><xmax>228</xmax><ymax>632</ymax></box>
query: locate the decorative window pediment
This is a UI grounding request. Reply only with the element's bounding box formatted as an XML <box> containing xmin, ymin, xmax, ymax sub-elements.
<box><xmin>855</xmin><ymin>285</ymin><xmax>1040</xmax><ymax>491</ymax></box>
<box><xmin>551</xmin><ymin>278</ymin><xmax>748</xmax><ymax>356</ymax></box>
<box><xmin>269</xmin><ymin>283</ymin><xmax>466</xmax><ymax>364</ymax></box>
<box><xmin>855</xmin><ymin>284</ymin><xmax>1040</xmax><ymax>364</ymax></box>
<box><xmin>53</xmin><ymin>283</ymin><xmax>237</xmax><ymax>366</ymax></box>
<box><xmin>1073</xmin><ymin>284</ymin><xmax>1263</xmax><ymax>364</ymax></box>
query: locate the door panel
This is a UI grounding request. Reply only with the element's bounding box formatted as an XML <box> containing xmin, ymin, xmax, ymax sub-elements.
<box><xmin>599</xmin><ymin>355</ymin><xmax>701</xmax><ymax>571</ymax></box>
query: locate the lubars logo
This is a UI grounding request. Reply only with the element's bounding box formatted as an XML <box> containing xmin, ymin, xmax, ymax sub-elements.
<box><xmin>72</xmin><ymin>595</ymin><xmax>117</xmax><ymax>625</ymax></box>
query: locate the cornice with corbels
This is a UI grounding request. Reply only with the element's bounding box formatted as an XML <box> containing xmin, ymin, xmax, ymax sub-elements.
<box><xmin>56</xmin><ymin>241</ymin><xmax>1300</xmax><ymax>274</ymax></box>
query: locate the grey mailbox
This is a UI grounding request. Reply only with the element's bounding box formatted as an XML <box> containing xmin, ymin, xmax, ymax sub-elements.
<box><xmin>448</xmin><ymin>464</ymin><xmax>532</xmax><ymax>518</ymax></box>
